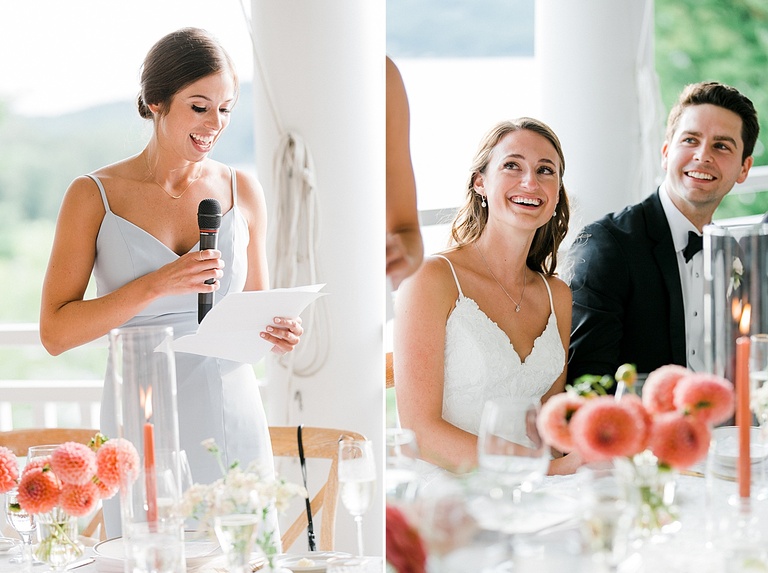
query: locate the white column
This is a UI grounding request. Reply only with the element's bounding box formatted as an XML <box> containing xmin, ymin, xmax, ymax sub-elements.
<box><xmin>251</xmin><ymin>0</ymin><xmax>384</xmax><ymax>556</ymax></box>
<box><xmin>535</xmin><ymin>0</ymin><xmax>664</xmax><ymax>234</ymax></box>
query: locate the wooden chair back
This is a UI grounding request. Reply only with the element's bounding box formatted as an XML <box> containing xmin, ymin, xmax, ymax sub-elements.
<box><xmin>0</xmin><ymin>428</ymin><xmax>99</xmax><ymax>457</ymax></box>
<box><xmin>0</xmin><ymin>428</ymin><xmax>105</xmax><ymax>540</ymax></box>
<box><xmin>269</xmin><ymin>426</ymin><xmax>366</xmax><ymax>552</ymax></box>
<box><xmin>385</xmin><ymin>351</ymin><xmax>395</xmax><ymax>389</ymax></box>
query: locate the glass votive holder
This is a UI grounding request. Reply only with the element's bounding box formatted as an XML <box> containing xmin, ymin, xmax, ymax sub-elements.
<box><xmin>127</xmin><ymin>521</ymin><xmax>184</xmax><ymax>573</ymax></box>
<box><xmin>110</xmin><ymin>325</ymin><xmax>184</xmax><ymax>570</ymax></box>
<box><xmin>576</xmin><ymin>463</ymin><xmax>637</xmax><ymax>568</ymax></box>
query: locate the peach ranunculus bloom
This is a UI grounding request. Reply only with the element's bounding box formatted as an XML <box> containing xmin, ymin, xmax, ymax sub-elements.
<box><xmin>17</xmin><ymin>466</ymin><xmax>62</xmax><ymax>514</ymax></box>
<box><xmin>569</xmin><ymin>397</ymin><xmax>647</xmax><ymax>461</ymax></box>
<box><xmin>23</xmin><ymin>456</ymin><xmax>51</xmax><ymax>474</ymax></box>
<box><xmin>51</xmin><ymin>442</ymin><xmax>97</xmax><ymax>486</ymax></box>
<box><xmin>642</xmin><ymin>364</ymin><xmax>690</xmax><ymax>415</ymax></box>
<box><xmin>621</xmin><ymin>394</ymin><xmax>653</xmax><ymax>450</ymax></box>
<box><xmin>0</xmin><ymin>446</ymin><xmax>19</xmax><ymax>493</ymax></box>
<box><xmin>386</xmin><ymin>504</ymin><xmax>428</xmax><ymax>573</ymax></box>
<box><xmin>673</xmin><ymin>373</ymin><xmax>735</xmax><ymax>425</ymax></box>
<box><xmin>94</xmin><ymin>476</ymin><xmax>119</xmax><ymax>500</ymax></box>
<box><xmin>60</xmin><ymin>482</ymin><xmax>100</xmax><ymax>517</ymax></box>
<box><xmin>95</xmin><ymin>438</ymin><xmax>141</xmax><ymax>490</ymax></box>
<box><xmin>537</xmin><ymin>392</ymin><xmax>586</xmax><ymax>453</ymax></box>
<box><xmin>647</xmin><ymin>412</ymin><xmax>711</xmax><ymax>470</ymax></box>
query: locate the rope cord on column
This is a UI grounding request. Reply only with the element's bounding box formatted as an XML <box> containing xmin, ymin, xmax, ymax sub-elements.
<box><xmin>237</xmin><ymin>1</ymin><xmax>331</xmax><ymax>382</ymax></box>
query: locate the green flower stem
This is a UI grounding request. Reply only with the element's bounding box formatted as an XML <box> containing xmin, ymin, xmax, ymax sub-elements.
<box><xmin>34</xmin><ymin>510</ymin><xmax>83</xmax><ymax>568</ymax></box>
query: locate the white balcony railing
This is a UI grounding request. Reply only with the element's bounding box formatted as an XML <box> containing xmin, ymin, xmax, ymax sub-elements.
<box><xmin>0</xmin><ymin>324</ymin><xmax>105</xmax><ymax>431</ymax></box>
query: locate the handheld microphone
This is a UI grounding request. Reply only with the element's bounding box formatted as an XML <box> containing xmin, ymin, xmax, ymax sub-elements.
<box><xmin>198</xmin><ymin>198</ymin><xmax>222</xmax><ymax>323</ymax></box>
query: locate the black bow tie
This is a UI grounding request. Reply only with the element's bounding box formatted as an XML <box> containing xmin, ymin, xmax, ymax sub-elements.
<box><xmin>683</xmin><ymin>231</ymin><xmax>703</xmax><ymax>263</ymax></box>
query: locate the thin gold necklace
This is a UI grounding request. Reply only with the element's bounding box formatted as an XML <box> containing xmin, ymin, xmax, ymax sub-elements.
<box><xmin>475</xmin><ymin>242</ymin><xmax>527</xmax><ymax>313</ymax></box>
<box><xmin>144</xmin><ymin>153</ymin><xmax>203</xmax><ymax>200</ymax></box>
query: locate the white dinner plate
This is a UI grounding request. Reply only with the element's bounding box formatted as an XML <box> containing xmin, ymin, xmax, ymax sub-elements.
<box><xmin>0</xmin><ymin>538</ymin><xmax>19</xmax><ymax>554</ymax></box>
<box><xmin>94</xmin><ymin>535</ymin><xmax>222</xmax><ymax>570</ymax></box>
<box><xmin>275</xmin><ymin>551</ymin><xmax>353</xmax><ymax>572</ymax></box>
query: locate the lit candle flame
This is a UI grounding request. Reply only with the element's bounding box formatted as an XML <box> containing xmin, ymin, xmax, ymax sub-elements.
<box><xmin>140</xmin><ymin>386</ymin><xmax>153</xmax><ymax>421</ymax></box>
<box><xmin>732</xmin><ymin>298</ymin><xmax>742</xmax><ymax>323</ymax></box>
<box><xmin>740</xmin><ymin>303</ymin><xmax>752</xmax><ymax>336</ymax></box>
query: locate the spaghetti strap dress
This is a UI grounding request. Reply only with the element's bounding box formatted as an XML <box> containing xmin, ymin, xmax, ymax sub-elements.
<box><xmin>436</xmin><ymin>255</ymin><xmax>566</xmax><ymax>437</ymax></box>
<box><xmin>90</xmin><ymin>169</ymin><xmax>275</xmax><ymax>536</ymax></box>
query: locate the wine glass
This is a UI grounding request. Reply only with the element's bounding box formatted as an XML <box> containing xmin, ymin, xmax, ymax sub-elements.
<box><xmin>385</xmin><ymin>428</ymin><xmax>421</xmax><ymax>501</ymax></box>
<box><xmin>472</xmin><ymin>398</ymin><xmax>550</xmax><ymax>534</ymax></box>
<box><xmin>5</xmin><ymin>487</ymin><xmax>35</xmax><ymax>565</ymax></box>
<box><xmin>477</xmin><ymin>398</ymin><xmax>549</xmax><ymax>491</ymax></box>
<box><xmin>338</xmin><ymin>439</ymin><xmax>376</xmax><ymax>556</ymax></box>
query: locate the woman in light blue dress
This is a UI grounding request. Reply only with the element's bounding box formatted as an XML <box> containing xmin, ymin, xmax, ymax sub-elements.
<box><xmin>39</xmin><ymin>28</ymin><xmax>303</xmax><ymax>536</ymax></box>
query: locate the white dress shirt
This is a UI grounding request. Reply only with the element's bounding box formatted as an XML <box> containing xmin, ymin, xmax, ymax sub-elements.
<box><xmin>659</xmin><ymin>184</ymin><xmax>705</xmax><ymax>372</ymax></box>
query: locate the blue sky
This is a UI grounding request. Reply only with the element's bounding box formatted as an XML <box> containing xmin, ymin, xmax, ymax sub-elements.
<box><xmin>0</xmin><ymin>0</ymin><xmax>254</xmax><ymax>116</ymax></box>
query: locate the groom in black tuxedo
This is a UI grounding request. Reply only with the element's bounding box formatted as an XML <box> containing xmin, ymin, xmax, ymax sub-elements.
<box><xmin>567</xmin><ymin>81</ymin><xmax>760</xmax><ymax>386</ymax></box>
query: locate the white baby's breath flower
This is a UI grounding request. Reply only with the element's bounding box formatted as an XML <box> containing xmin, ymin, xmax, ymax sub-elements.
<box><xmin>751</xmin><ymin>384</ymin><xmax>768</xmax><ymax>423</ymax></box>
<box><xmin>728</xmin><ymin>256</ymin><xmax>744</xmax><ymax>297</ymax></box>
<box><xmin>201</xmin><ymin>438</ymin><xmax>218</xmax><ymax>453</ymax></box>
<box><xmin>180</xmin><ymin>438</ymin><xmax>306</xmax><ymax>548</ymax></box>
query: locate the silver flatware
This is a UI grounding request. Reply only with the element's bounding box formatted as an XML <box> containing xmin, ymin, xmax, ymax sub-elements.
<box><xmin>65</xmin><ymin>557</ymin><xmax>95</xmax><ymax>570</ymax></box>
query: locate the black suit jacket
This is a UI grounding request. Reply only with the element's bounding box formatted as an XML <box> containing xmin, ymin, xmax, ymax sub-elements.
<box><xmin>567</xmin><ymin>190</ymin><xmax>688</xmax><ymax>385</ymax></box>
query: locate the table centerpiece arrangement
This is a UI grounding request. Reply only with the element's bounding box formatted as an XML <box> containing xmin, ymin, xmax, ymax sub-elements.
<box><xmin>0</xmin><ymin>433</ymin><xmax>140</xmax><ymax>570</ymax></box>
<box><xmin>539</xmin><ymin>363</ymin><xmax>735</xmax><ymax>537</ymax></box>
<box><xmin>181</xmin><ymin>438</ymin><xmax>307</xmax><ymax>573</ymax></box>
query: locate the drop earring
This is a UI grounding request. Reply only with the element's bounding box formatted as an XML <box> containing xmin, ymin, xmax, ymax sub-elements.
<box><xmin>481</xmin><ymin>196</ymin><xmax>487</xmax><ymax>208</ymax></box>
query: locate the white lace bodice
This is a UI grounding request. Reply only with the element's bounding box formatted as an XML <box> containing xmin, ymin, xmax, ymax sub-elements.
<box><xmin>437</xmin><ymin>255</ymin><xmax>566</xmax><ymax>435</ymax></box>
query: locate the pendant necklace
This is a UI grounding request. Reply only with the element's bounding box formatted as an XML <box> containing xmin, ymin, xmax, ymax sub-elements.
<box><xmin>144</xmin><ymin>153</ymin><xmax>203</xmax><ymax>200</ymax></box>
<box><xmin>475</xmin><ymin>242</ymin><xmax>527</xmax><ymax>312</ymax></box>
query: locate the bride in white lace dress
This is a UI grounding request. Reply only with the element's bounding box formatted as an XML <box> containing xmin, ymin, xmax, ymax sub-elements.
<box><xmin>394</xmin><ymin>118</ymin><xmax>581</xmax><ymax>475</ymax></box>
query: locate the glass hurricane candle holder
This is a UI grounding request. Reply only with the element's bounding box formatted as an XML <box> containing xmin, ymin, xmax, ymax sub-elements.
<box><xmin>109</xmin><ymin>324</ymin><xmax>184</xmax><ymax>571</ymax></box>
<box><xmin>704</xmin><ymin>223</ymin><xmax>768</xmax><ymax>385</ymax></box>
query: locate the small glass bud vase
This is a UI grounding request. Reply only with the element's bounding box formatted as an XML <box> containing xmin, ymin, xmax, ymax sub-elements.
<box><xmin>213</xmin><ymin>514</ymin><xmax>262</xmax><ymax>573</ymax></box>
<box><xmin>615</xmin><ymin>450</ymin><xmax>681</xmax><ymax>541</ymax></box>
<box><xmin>35</xmin><ymin>507</ymin><xmax>84</xmax><ymax>571</ymax></box>
<box><xmin>109</xmin><ymin>324</ymin><xmax>185</xmax><ymax>572</ymax></box>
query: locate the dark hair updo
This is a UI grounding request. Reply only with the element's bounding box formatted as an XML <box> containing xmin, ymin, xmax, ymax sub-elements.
<box><xmin>137</xmin><ymin>27</ymin><xmax>238</xmax><ymax>119</ymax></box>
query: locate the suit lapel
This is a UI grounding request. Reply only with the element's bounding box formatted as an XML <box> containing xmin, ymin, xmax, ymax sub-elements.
<box><xmin>642</xmin><ymin>190</ymin><xmax>688</xmax><ymax>366</ymax></box>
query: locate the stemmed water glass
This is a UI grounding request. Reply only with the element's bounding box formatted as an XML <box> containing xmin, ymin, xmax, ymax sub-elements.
<box><xmin>338</xmin><ymin>439</ymin><xmax>376</xmax><ymax>557</ymax></box>
<box><xmin>5</xmin><ymin>445</ymin><xmax>57</xmax><ymax>567</ymax></box>
<box><xmin>385</xmin><ymin>428</ymin><xmax>421</xmax><ymax>502</ymax></box>
<box><xmin>472</xmin><ymin>398</ymin><xmax>550</xmax><ymax>534</ymax></box>
<box><xmin>5</xmin><ymin>487</ymin><xmax>35</xmax><ymax>565</ymax></box>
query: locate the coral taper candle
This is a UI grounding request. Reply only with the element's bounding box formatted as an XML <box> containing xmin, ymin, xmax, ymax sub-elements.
<box><xmin>143</xmin><ymin>387</ymin><xmax>158</xmax><ymax>522</ymax></box>
<box><xmin>736</xmin><ymin>336</ymin><xmax>751</xmax><ymax>499</ymax></box>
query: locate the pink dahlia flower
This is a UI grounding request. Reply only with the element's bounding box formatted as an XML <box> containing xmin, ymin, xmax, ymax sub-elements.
<box><xmin>570</xmin><ymin>396</ymin><xmax>646</xmax><ymax>461</ymax></box>
<box><xmin>17</xmin><ymin>467</ymin><xmax>61</xmax><ymax>514</ymax></box>
<box><xmin>94</xmin><ymin>477</ymin><xmax>118</xmax><ymax>500</ymax></box>
<box><xmin>537</xmin><ymin>393</ymin><xmax>585</xmax><ymax>452</ymax></box>
<box><xmin>386</xmin><ymin>504</ymin><xmax>427</xmax><ymax>573</ymax></box>
<box><xmin>642</xmin><ymin>364</ymin><xmax>690</xmax><ymax>414</ymax></box>
<box><xmin>673</xmin><ymin>373</ymin><xmax>735</xmax><ymax>425</ymax></box>
<box><xmin>51</xmin><ymin>442</ymin><xmax>97</xmax><ymax>486</ymax></box>
<box><xmin>96</xmin><ymin>438</ymin><xmax>140</xmax><ymax>489</ymax></box>
<box><xmin>60</xmin><ymin>482</ymin><xmax>99</xmax><ymax>517</ymax></box>
<box><xmin>619</xmin><ymin>394</ymin><xmax>652</xmax><ymax>451</ymax></box>
<box><xmin>22</xmin><ymin>456</ymin><xmax>51</xmax><ymax>476</ymax></box>
<box><xmin>0</xmin><ymin>446</ymin><xmax>19</xmax><ymax>493</ymax></box>
<box><xmin>648</xmin><ymin>412</ymin><xmax>711</xmax><ymax>469</ymax></box>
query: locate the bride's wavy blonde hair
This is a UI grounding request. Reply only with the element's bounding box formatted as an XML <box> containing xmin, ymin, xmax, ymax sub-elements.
<box><xmin>450</xmin><ymin>118</ymin><xmax>570</xmax><ymax>276</ymax></box>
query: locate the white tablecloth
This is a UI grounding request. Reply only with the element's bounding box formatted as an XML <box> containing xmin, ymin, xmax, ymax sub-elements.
<box><xmin>413</xmin><ymin>465</ymin><xmax>768</xmax><ymax>573</ymax></box>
